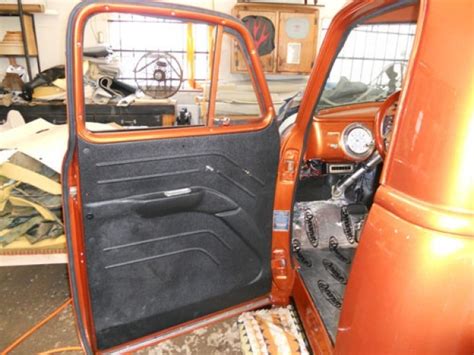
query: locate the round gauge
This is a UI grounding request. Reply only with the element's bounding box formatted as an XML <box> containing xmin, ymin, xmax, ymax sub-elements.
<box><xmin>341</xmin><ymin>123</ymin><xmax>374</xmax><ymax>159</ymax></box>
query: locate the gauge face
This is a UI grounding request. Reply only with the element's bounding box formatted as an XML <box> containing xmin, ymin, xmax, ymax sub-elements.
<box><xmin>342</xmin><ymin>124</ymin><xmax>374</xmax><ymax>159</ymax></box>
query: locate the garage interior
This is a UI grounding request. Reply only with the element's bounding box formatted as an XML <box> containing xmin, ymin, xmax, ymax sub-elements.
<box><xmin>0</xmin><ymin>0</ymin><xmax>425</xmax><ymax>354</ymax></box>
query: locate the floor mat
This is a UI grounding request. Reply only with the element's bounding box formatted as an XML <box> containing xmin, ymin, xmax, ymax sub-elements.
<box><xmin>292</xmin><ymin>201</ymin><xmax>362</xmax><ymax>342</ymax></box>
<box><xmin>238</xmin><ymin>306</ymin><xmax>309</xmax><ymax>355</ymax></box>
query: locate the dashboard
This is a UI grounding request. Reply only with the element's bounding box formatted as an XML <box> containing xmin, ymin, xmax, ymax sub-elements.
<box><xmin>305</xmin><ymin>102</ymin><xmax>382</xmax><ymax>163</ymax></box>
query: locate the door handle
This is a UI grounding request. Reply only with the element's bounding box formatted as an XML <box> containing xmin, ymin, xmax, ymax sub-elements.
<box><xmin>135</xmin><ymin>190</ymin><xmax>203</xmax><ymax>218</ymax></box>
<box><xmin>164</xmin><ymin>188</ymin><xmax>192</xmax><ymax>197</ymax></box>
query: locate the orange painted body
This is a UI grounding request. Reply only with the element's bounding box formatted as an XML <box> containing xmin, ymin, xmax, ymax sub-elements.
<box><xmin>336</xmin><ymin>204</ymin><xmax>473</xmax><ymax>353</ymax></box>
<box><xmin>335</xmin><ymin>0</ymin><xmax>474</xmax><ymax>352</ymax></box>
<box><xmin>307</xmin><ymin>103</ymin><xmax>380</xmax><ymax>162</ymax></box>
<box><xmin>64</xmin><ymin>0</ymin><xmax>473</xmax><ymax>353</ymax></box>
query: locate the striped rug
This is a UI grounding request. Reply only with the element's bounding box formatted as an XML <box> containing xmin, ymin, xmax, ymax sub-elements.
<box><xmin>238</xmin><ymin>306</ymin><xmax>309</xmax><ymax>355</ymax></box>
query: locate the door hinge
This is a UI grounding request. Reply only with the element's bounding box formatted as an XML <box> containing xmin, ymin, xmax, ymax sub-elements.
<box><xmin>281</xmin><ymin>149</ymin><xmax>299</xmax><ymax>182</ymax></box>
<box><xmin>272</xmin><ymin>249</ymin><xmax>288</xmax><ymax>280</ymax></box>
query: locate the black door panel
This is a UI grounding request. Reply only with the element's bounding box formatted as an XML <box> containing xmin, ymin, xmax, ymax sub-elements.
<box><xmin>76</xmin><ymin>122</ymin><xmax>279</xmax><ymax>349</ymax></box>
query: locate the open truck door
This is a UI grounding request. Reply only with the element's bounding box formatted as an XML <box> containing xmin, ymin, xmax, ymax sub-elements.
<box><xmin>62</xmin><ymin>2</ymin><xmax>286</xmax><ymax>353</ymax></box>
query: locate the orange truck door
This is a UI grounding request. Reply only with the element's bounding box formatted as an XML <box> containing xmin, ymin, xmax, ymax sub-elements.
<box><xmin>62</xmin><ymin>2</ymin><xmax>280</xmax><ymax>353</ymax></box>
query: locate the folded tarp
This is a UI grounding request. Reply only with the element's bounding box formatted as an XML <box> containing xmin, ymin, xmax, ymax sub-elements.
<box><xmin>0</xmin><ymin>151</ymin><xmax>63</xmax><ymax>247</ymax></box>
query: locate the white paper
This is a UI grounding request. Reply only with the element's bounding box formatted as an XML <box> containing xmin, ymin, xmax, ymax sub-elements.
<box><xmin>0</xmin><ymin>118</ymin><xmax>120</xmax><ymax>173</ymax></box>
<box><xmin>0</xmin><ymin>149</ymin><xmax>16</xmax><ymax>164</ymax></box>
<box><xmin>287</xmin><ymin>43</ymin><xmax>302</xmax><ymax>65</ymax></box>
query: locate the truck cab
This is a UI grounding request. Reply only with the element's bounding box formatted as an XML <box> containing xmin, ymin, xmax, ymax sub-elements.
<box><xmin>63</xmin><ymin>0</ymin><xmax>473</xmax><ymax>353</ymax></box>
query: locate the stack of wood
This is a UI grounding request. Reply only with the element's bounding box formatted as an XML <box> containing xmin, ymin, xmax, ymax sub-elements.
<box><xmin>0</xmin><ymin>27</ymin><xmax>38</xmax><ymax>56</ymax></box>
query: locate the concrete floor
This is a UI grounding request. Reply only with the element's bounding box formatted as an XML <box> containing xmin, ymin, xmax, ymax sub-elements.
<box><xmin>0</xmin><ymin>264</ymin><xmax>242</xmax><ymax>354</ymax></box>
<box><xmin>0</xmin><ymin>265</ymin><xmax>80</xmax><ymax>354</ymax></box>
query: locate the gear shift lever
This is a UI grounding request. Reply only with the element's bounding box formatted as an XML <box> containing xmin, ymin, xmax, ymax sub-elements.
<box><xmin>331</xmin><ymin>151</ymin><xmax>383</xmax><ymax>199</ymax></box>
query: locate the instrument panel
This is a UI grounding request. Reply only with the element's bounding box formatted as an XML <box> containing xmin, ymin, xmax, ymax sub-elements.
<box><xmin>305</xmin><ymin>102</ymin><xmax>380</xmax><ymax>162</ymax></box>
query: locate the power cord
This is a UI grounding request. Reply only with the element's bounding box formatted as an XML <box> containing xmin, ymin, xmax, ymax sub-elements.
<box><xmin>1</xmin><ymin>298</ymin><xmax>83</xmax><ymax>354</ymax></box>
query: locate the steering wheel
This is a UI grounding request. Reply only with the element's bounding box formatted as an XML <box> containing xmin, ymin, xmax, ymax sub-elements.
<box><xmin>374</xmin><ymin>90</ymin><xmax>400</xmax><ymax>159</ymax></box>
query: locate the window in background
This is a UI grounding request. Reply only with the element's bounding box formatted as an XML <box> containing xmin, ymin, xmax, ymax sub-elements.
<box><xmin>108</xmin><ymin>14</ymin><xmax>211</xmax><ymax>89</ymax></box>
<box><xmin>83</xmin><ymin>13</ymin><xmax>215</xmax><ymax>132</ymax></box>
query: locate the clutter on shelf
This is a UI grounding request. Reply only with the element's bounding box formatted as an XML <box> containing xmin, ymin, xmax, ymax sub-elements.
<box><xmin>83</xmin><ymin>44</ymin><xmax>137</xmax><ymax>105</ymax></box>
<box><xmin>1</xmin><ymin>64</ymin><xmax>27</xmax><ymax>105</ymax></box>
<box><xmin>0</xmin><ymin>44</ymin><xmax>141</xmax><ymax>107</ymax></box>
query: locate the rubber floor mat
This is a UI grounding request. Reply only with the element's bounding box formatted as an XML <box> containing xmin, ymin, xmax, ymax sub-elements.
<box><xmin>238</xmin><ymin>305</ymin><xmax>309</xmax><ymax>355</ymax></box>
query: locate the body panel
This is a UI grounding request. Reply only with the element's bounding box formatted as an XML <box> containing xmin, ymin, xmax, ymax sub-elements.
<box><xmin>336</xmin><ymin>0</ymin><xmax>474</xmax><ymax>352</ymax></box>
<box><xmin>382</xmin><ymin>0</ymin><xmax>474</xmax><ymax>213</ymax></box>
<box><xmin>336</xmin><ymin>203</ymin><xmax>473</xmax><ymax>354</ymax></box>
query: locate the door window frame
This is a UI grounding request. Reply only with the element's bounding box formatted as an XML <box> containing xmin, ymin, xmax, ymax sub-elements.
<box><xmin>67</xmin><ymin>2</ymin><xmax>275</xmax><ymax>145</ymax></box>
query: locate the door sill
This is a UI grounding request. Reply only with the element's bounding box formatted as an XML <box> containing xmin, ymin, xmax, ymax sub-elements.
<box><xmin>292</xmin><ymin>272</ymin><xmax>334</xmax><ymax>354</ymax></box>
<box><xmin>103</xmin><ymin>296</ymin><xmax>272</xmax><ymax>354</ymax></box>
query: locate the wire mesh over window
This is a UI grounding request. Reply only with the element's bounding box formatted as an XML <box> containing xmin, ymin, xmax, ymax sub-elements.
<box><xmin>107</xmin><ymin>14</ymin><xmax>210</xmax><ymax>88</ymax></box>
<box><xmin>328</xmin><ymin>23</ymin><xmax>416</xmax><ymax>84</ymax></box>
<box><xmin>317</xmin><ymin>22</ymin><xmax>416</xmax><ymax>109</ymax></box>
